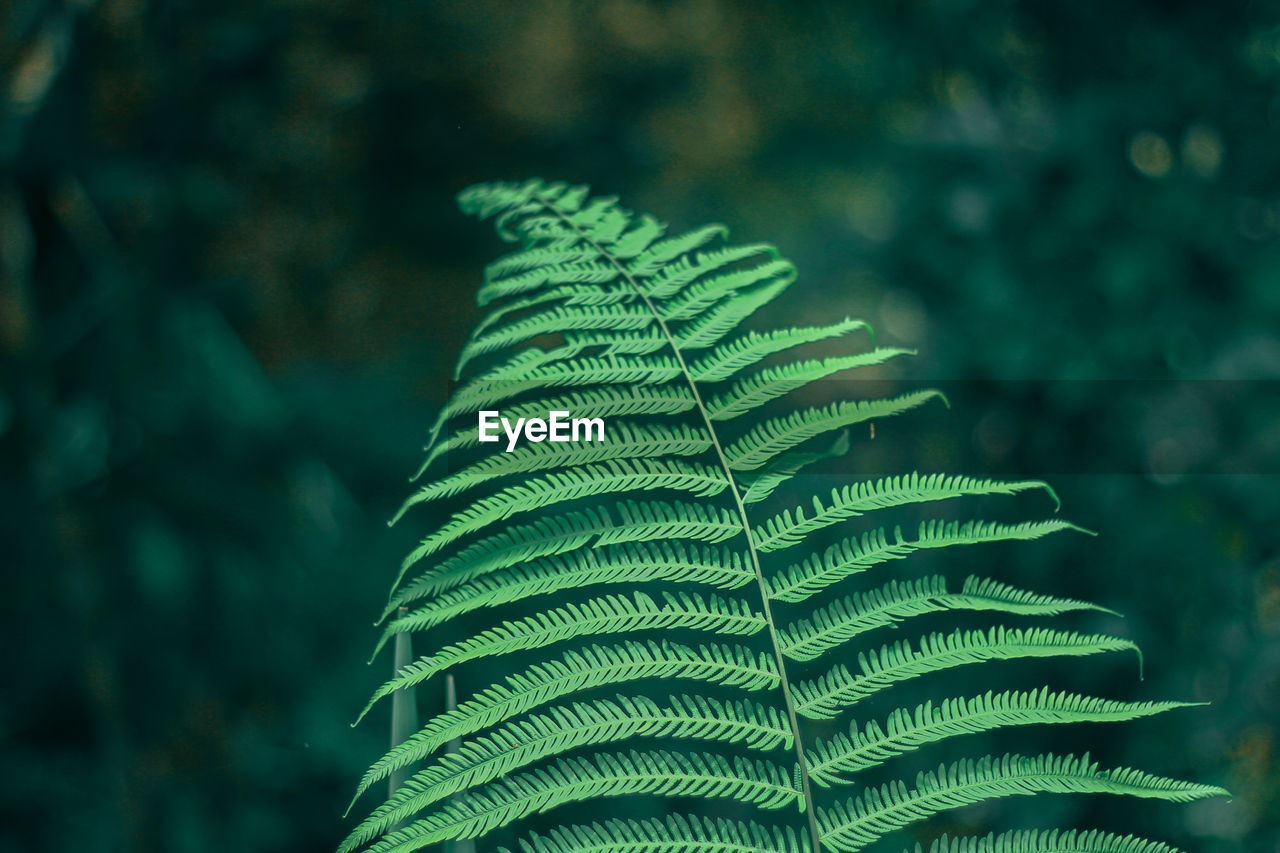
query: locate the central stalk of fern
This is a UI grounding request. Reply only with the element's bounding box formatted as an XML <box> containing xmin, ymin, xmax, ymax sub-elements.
<box><xmin>535</xmin><ymin>192</ymin><xmax>826</xmax><ymax>852</ymax></box>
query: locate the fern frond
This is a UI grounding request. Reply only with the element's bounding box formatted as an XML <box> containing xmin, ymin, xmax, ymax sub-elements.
<box><xmin>708</xmin><ymin>349</ymin><xmax>914</xmax><ymax>420</ymax></box>
<box><xmin>388</xmin><ymin>500</ymin><xmax>745</xmax><ymax>616</ymax></box>
<box><xmin>458</xmin><ymin>303</ymin><xmax>658</xmax><ymax>371</ymax></box>
<box><xmin>570</xmin><ymin>329</ymin><xmax>671</xmax><ymax>357</ymax></box>
<box><xmin>807</xmin><ymin>688</ymin><xmax>1198</xmax><ymax>784</ymax></box>
<box><xmin>768</xmin><ymin>519</ymin><xmax>1082</xmax><ymax>604</ymax></box>
<box><xmin>690</xmin><ymin>319</ymin><xmax>872</xmax><ymax>382</ymax></box>
<box><xmin>604</xmin><ymin>213</ymin><xmax>667</xmax><ymax>258</ymax></box>
<box><xmin>455</xmin><ymin>289</ymin><xmax>670</xmax><ymax>375</ymax></box>
<box><xmin>387</xmin><ymin>507</ymin><xmax>615</xmax><ymax>613</ymax></box>
<box><xmin>780</xmin><ymin>575</ymin><xmax>1110</xmax><ymax>662</ymax></box>
<box><xmin>483</xmin><ymin>246</ymin><xmax>599</xmax><ymax>284</ymax></box>
<box><xmin>475</xmin><ymin>260</ymin><xmax>622</xmax><ymax>311</ymax></box>
<box><xmin>349</xmin><ymin>641</ymin><xmax>781</xmax><ymax>813</ymax></box>
<box><xmin>458</xmin><ymin>179</ymin><xmax>572</xmax><ymax>235</ymax></box>
<box><xmin>817</xmin><ymin>754</ymin><xmax>1228</xmax><ymax>852</ymax></box>
<box><xmin>367</xmin><ymin>751</ymin><xmax>801</xmax><ymax>853</ymax></box>
<box><xmin>625</xmin><ymin>222</ymin><xmax>729</xmax><ymax>277</ymax></box>
<box><xmin>465</xmin><ymin>328</ymin><xmax>672</xmax><ymax>380</ymax></box>
<box><xmin>593</xmin><ymin>499</ymin><xmax>746</xmax><ymax>546</ymax></box>
<box><xmin>739</xmin><ymin>432</ymin><xmax>852</xmax><ymax>505</ymax></box>
<box><xmin>639</xmin><ymin>243</ymin><xmax>778</xmax><ymax>299</ymax></box>
<box><xmin>397</xmin><ymin>459</ymin><xmax>729</xmax><ymax>577</ymax></box>
<box><xmin>361</xmin><ymin>592</ymin><xmax>765</xmax><ymax>720</ymax></box>
<box><xmin>658</xmin><ymin>257</ymin><xmax>796</xmax><ymax>322</ymax></box>
<box><xmin>755</xmin><ymin>476</ymin><xmax>1059</xmax><ymax>553</ymax></box>
<box><xmin>469</xmin><ymin>282</ymin><xmax>620</xmax><ymax>334</ymax></box>
<box><xmin>348</xmin><ymin>179</ymin><xmax>1214</xmax><ymax>853</ymax></box>
<box><xmin>673</xmin><ymin>277</ymin><xmax>794</xmax><ymax>350</ymax></box>
<box><xmin>793</xmin><ymin>627</ymin><xmax>1139</xmax><ymax>719</ymax></box>
<box><xmin>916</xmin><ymin>828</ymin><xmax>1181</xmax><ymax>853</ymax></box>
<box><xmin>507</xmin><ymin>814</ymin><xmax>804</xmax><ymax>853</ymax></box>
<box><xmin>344</xmin><ymin>696</ymin><xmax>793</xmax><ymax>851</ymax></box>
<box><xmin>389</xmin><ymin>541</ymin><xmax>753</xmax><ymax>633</ymax></box>
<box><xmin>725</xmin><ymin>391</ymin><xmax>944</xmax><ymax>470</ymax></box>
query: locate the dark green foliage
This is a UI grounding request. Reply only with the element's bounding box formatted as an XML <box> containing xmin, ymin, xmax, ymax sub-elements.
<box><xmin>341</xmin><ymin>181</ymin><xmax>1226</xmax><ymax>853</ymax></box>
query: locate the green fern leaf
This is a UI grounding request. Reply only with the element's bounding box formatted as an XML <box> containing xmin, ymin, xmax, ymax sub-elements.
<box><xmin>343</xmin><ymin>180</ymin><xmax>1222</xmax><ymax>853</ymax></box>
<box><xmin>361</xmin><ymin>591</ymin><xmax>765</xmax><ymax>718</ymax></box>
<box><xmin>807</xmin><ymin>688</ymin><xmax>1199</xmax><ymax>784</ymax></box>
<box><xmin>388</xmin><ymin>541</ymin><xmax>753</xmax><ymax>633</ymax></box>
<box><xmin>915</xmin><ymin>828</ymin><xmax>1182</xmax><ymax>853</ymax></box>
<box><xmin>345</xmin><ymin>696</ymin><xmax>792</xmax><ymax>850</ymax></box>
<box><xmin>506</xmin><ymin>815</ymin><xmax>804</xmax><ymax>853</ymax></box>
<box><xmin>768</xmin><ymin>519</ymin><xmax>1083</xmax><ymax>603</ymax></box>
<box><xmin>673</xmin><ymin>276</ymin><xmax>795</xmax><ymax>350</ymax></box>
<box><xmin>386</xmin><ymin>499</ymin><xmax>745</xmax><ymax>616</ymax></box>
<box><xmin>347</xmin><ymin>640</ymin><xmax>781</xmax><ymax>814</ymax></box>
<box><xmin>707</xmin><ymin>349</ymin><xmax>915</xmax><ymax>419</ymax></box>
<box><xmin>458</xmin><ymin>303</ymin><xmax>659</xmax><ymax>370</ymax></box>
<box><xmin>818</xmin><ymin>754</ymin><xmax>1228</xmax><ymax>853</ymax></box>
<box><xmin>367</xmin><ymin>751</ymin><xmax>800</xmax><ymax>853</ymax></box>
<box><xmin>624</xmin><ymin>223</ymin><xmax>728</xmax><ymax>276</ymax></box>
<box><xmin>725</xmin><ymin>391</ymin><xmax>944</xmax><ymax>471</ymax></box>
<box><xmin>689</xmin><ymin>318</ymin><xmax>871</xmax><ymax>382</ymax></box>
<box><xmin>755</xmin><ymin>476</ymin><xmax>1060</xmax><ymax>553</ymax></box>
<box><xmin>792</xmin><ymin>626</ymin><xmax>1140</xmax><ymax>719</ymax></box>
<box><xmin>779</xmin><ymin>574</ymin><xmax>1112</xmax><ymax>662</ymax></box>
<box><xmin>396</xmin><ymin>458</ymin><xmax>729</xmax><ymax>578</ymax></box>
<box><xmin>739</xmin><ymin>432</ymin><xmax>853</xmax><ymax>505</ymax></box>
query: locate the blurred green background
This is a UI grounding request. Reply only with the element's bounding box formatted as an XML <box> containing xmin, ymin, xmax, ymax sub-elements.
<box><xmin>1</xmin><ymin>1</ymin><xmax>1277</xmax><ymax>851</ymax></box>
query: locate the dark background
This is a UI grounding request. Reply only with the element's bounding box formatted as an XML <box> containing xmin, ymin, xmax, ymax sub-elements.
<box><xmin>1</xmin><ymin>1</ymin><xmax>1277</xmax><ymax>851</ymax></box>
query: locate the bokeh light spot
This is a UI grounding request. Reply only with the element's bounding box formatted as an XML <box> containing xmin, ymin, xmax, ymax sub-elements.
<box><xmin>1182</xmin><ymin>124</ymin><xmax>1224</xmax><ymax>179</ymax></box>
<box><xmin>1129</xmin><ymin>131</ymin><xmax>1173</xmax><ymax>179</ymax></box>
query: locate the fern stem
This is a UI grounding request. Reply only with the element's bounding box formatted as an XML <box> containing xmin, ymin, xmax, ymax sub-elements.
<box><xmin>389</xmin><ymin>606</ymin><xmax>419</xmax><ymax>816</ymax></box>
<box><xmin>540</xmin><ymin>200</ymin><xmax>825</xmax><ymax>853</ymax></box>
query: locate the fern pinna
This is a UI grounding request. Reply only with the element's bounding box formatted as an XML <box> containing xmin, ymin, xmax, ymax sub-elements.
<box><xmin>341</xmin><ymin>180</ymin><xmax>1224</xmax><ymax>853</ymax></box>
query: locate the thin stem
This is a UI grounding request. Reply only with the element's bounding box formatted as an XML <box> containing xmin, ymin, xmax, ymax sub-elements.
<box><xmin>539</xmin><ymin>200</ymin><xmax>824</xmax><ymax>853</ymax></box>
<box><xmin>389</xmin><ymin>606</ymin><xmax>419</xmax><ymax>816</ymax></box>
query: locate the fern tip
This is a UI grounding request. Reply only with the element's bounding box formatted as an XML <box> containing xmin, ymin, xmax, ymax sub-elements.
<box><xmin>341</xmin><ymin>789</ymin><xmax>364</xmax><ymax>819</ymax></box>
<box><xmin>387</xmin><ymin>498</ymin><xmax>416</xmax><ymax>527</ymax></box>
<box><xmin>408</xmin><ymin>453</ymin><xmax>434</xmax><ymax>483</ymax></box>
<box><xmin>370</xmin><ymin>630</ymin><xmax>396</xmax><ymax>662</ymax></box>
<box><xmin>1031</xmin><ymin>481</ymin><xmax>1062</xmax><ymax>511</ymax></box>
